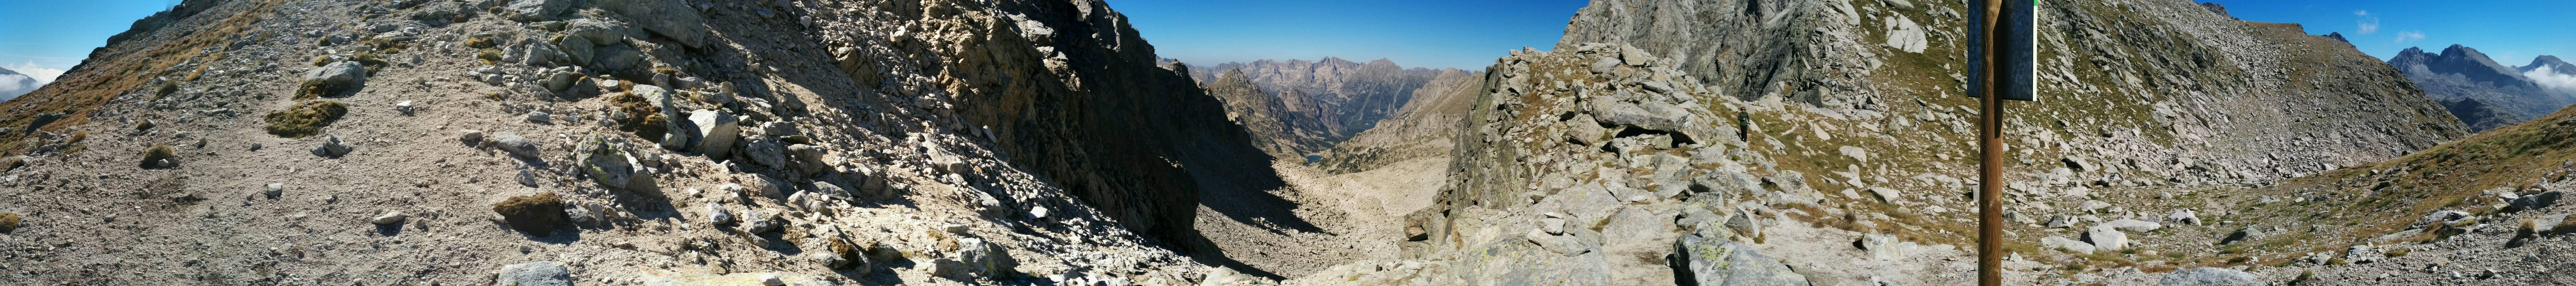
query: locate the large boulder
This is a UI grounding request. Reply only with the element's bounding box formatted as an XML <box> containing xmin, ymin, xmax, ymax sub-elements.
<box><xmin>494</xmin><ymin>261</ymin><xmax>573</xmax><ymax>286</ymax></box>
<box><xmin>578</xmin><ymin>140</ymin><xmax>642</xmax><ymax>190</ymax></box>
<box><xmin>564</xmin><ymin>19</ymin><xmax>637</xmax><ymax>44</ymax></box>
<box><xmin>304</xmin><ymin>61</ymin><xmax>368</xmax><ymax>87</ymax></box>
<box><xmin>2100</xmin><ymin>219</ymin><xmax>2163</xmax><ymax>232</ymax></box>
<box><xmin>2040</xmin><ymin>236</ymin><xmax>2096</xmax><ymax>254</ymax></box>
<box><xmin>2085</xmin><ymin>225</ymin><xmax>2130</xmax><ymax>251</ymax></box>
<box><xmin>689</xmin><ymin>109</ymin><xmax>739</xmax><ymax>159</ymax></box>
<box><xmin>490</xmin><ymin>132</ymin><xmax>540</xmax><ymax>158</ymax></box>
<box><xmin>2507</xmin><ymin>190</ymin><xmax>2562</xmax><ymax>212</ymax></box>
<box><xmin>555</xmin><ymin>35</ymin><xmax>594</xmax><ymax>65</ymax></box>
<box><xmin>2157</xmin><ymin>267</ymin><xmax>2258</xmax><ymax>286</ymax></box>
<box><xmin>590</xmin><ymin>0</ymin><xmax>709</xmax><ymax>48</ymax></box>
<box><xmin>505</xmin><ymin>0</ymin><xmax>572</xmax><ymax>22</ymax></box>
<box><xmin>1677</xmin><ymin>235</ymin><xmax>1811</xmax><ymax>286</ymax></box>
<box><xmin>1599</xmin><ymin>206</ymin><xmax>1681</xmax><ymax>285</ymax></box>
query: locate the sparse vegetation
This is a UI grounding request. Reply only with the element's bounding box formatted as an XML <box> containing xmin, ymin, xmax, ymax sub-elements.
<box><xmin>184</xmin><ymin>65</ymin><xmax>208</xmax><ymax>81</ymax></box>
<box><xmin>608</xmin><ymin>89</ymin><xmax>667</xmax><ymax>140</ymax></box>
<box><xmin>465</xmin><ymin>36</ymin><xmax>497</xmax><ymax>49</ymax></box>
<box><xmin>0</xmin><ymin>211</ymin><xmax>17</xmax><ymax>233</ymax></box>
<box><xmin>139</xmin><ymin>144</ymin><xmax>177</xmax><ymax>169</ymax></box>
<box><xmin>493</xmin><ymin>192</ymin><xmax>570</xmax><ymax>235</ymax></box>
<box><xmin>477</xmin><ymin>49</ymin><xmax>503</xmax><ymax>65</ymax></box>
<box><xmin>152</xmin><ymin>82</ymin><xmax>179</xmax><ymax>100</ymax></box>
<box><xmin>262</xmin><ymin>100</ymin><xmax>347</xmax><ymax>138</ymax></box>
<box><xmin>295</xmin><ymin>78</ymin><xmax>349</xmax><ymax>100</ymax></box>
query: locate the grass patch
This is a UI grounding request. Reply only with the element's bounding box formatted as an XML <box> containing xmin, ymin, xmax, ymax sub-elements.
<box><xmin>295</xmin><ymin>78</ymin><xmax>349</xmax><ymax>100</ymax></box>
<box><xmin>262</xmin><ymin>100</ymin><xmax>346</xmax><ymax>138</ymax></box>
<box><xmin>465</xmin><ymin>36</ymin><xmax>497</xmax><ymax>49</ymax></box>
<box><xmin>184</xmin><ymin>65</ymin><xmax>208</xmax><ymax>81</ymax></box>
<box><xmin>476</xmin><ymin>48</ymin><xmax>503</xmax><ymax>65</ymax></box>
<box><xmin>0</xmin><ymin>211</ymin><xmax>17</xmax><ymax>233</ymax></box>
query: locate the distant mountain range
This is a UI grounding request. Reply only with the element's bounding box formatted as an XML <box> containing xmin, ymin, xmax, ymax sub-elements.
<box><xmin>1162</xmin><ymin>57</ymin><xmax>1446</xmax><ymax>158</ymax></box>
<box><xmin>0</xmin><ymin>67</ymin><xmax>40</xmax><ymax>101</ymax></box>
<box><xmin>2388</xmin><ymin>44</ymin><xmax>2576</xmax><ymax>132</ymax></box>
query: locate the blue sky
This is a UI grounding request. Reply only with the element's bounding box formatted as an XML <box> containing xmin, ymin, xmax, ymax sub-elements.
<box><xmin>1112</xmin><ymin>0</ymin><xmax>1589</xmax><ymax>70</ymax></box>
<box><xmin>0</xmin><ymin>0</ymin><xmax>178</xmax><ymax>85</ymax></box>
<box><xmin>2217</xmin><ymin>0</ymin><xmax>2576</xmax><ymax>65</ymax></box>
<box><xmin>2</xmin><ymin>1</ymin><xmax>2567</xmax><ymax>82</ymax></box>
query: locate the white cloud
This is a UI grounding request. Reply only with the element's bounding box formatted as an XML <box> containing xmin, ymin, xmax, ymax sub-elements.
<box><xmin>2393</xmin><ymin>30</ymin><xmax>2425</xmax><ymax>44</ymax></box>
<box><xmin>0</xmin><ymin>61</ymin><xmax>65</xmax><ymax>101</ymax></box>
<box><xmin>2354</xmin><ymin>10</ymin><xmax>2379</xmax><ymax>34</ymax></box>
<box><xmin>3</xmin><ymin>61</ymin><xmax>64</xmax><ymax>83</ymax></box>
<box><xmin>2529</xmin><ymin>66</ymin><xmax>2576</xmax><ymax>95</ymax></box>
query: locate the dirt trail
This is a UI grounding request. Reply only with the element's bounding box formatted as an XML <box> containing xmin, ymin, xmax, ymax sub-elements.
<box><xmin>1188</xmin><ymin>158</ymin><xmax>1450</xmax><ymax>278</ymax></box>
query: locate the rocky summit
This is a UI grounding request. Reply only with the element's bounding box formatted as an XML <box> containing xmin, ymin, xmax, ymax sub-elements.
<box><xmin>3</xmin><ymin>0</ymin><xmax>2574</xmax><ymax>285</ymax></box>
<box><xmin>2389</xmin><ymin>45</ymin><xmax>2576</xmax><ymax>132</ymax></box>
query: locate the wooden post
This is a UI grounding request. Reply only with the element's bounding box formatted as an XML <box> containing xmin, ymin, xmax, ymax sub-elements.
<box><xmin>1969</xmin><ymin>1</ymin><xmax>2035</xmax><ymax>285</ymax></box>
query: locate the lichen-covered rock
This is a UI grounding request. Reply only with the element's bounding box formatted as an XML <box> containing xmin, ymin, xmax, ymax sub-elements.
<box><xmin>1677</xmin><ymin>235</ymin><xmax>1810</xmax><ymax>286</ymax></box>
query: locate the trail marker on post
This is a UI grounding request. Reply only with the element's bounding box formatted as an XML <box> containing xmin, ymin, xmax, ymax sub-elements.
<box><xmin>1969</xmin><ymin>1</ymin><xmax>2035</xmax><ymax>286</ymax></box>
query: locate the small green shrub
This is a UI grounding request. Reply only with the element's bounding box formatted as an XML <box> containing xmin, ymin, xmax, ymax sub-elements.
<box><xmin>263</xmin><ymin>101</ymin><xmax>348</xmax><ymax>138</ymax></box>
<box><xmin>0</xmin><ymin>211</ymin><xmax>17</xmax><ymax>233</ymax></box>
<box><xmin>477</xmin><ymin>49</ymin><xmax>503</xmax><ymax>65</ymax></box>
<box><xmin>493</xmin><ymin>192</ymin><xmax>570</xmax><ymax>235</ymax></box>
<box><xmin>295</xmin><ymin>79</ymin><xmax>352</xmax><ymax>100</ymax></box>
<box><xmin>139</xmin><ymin>144</ymin><xmax>177</xmax><ymax>169</ymax></box>
<box><xmin>608</xmin><ymin>90</ymin><xmax>666</xmax><ymax>140</ymax></box>
<box><xmin>465</xmin><ymin>36</ymin><xmax>497</xmax><ymax>49</ymax></box>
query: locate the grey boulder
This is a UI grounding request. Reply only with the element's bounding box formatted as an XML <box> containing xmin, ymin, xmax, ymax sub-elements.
<box><xmin>304</xmin><ymin>61</ymin><xmax>368</xmax><ymax>87</ymax></box>
<box><xmin>2157</xmin><ymin>267</ymin><xmax>2258</xmax><ymax>286</ymax></box>
<box><xmin>505</xmin><ymin>0</ymin><xmax>573</xmax><ymax>22</ymax></box>
<box><xmin>491</xmin><ymin>132</ymin><xmax>540</xmax><ymax>158</ymax></box>
<box><xmin>310</xmin><ymin>135</ymin><xmax>351</xmax><ymax>158</ymax></box>
<box><xmin>493</xmin><ymin>261</ymin><xmax>572</xmax><ymax>286</ymax></box>
<box><xmin>1677</xmin><ymin>235</ymin><xmax>1811</xmax><ymax>286</ymax></box>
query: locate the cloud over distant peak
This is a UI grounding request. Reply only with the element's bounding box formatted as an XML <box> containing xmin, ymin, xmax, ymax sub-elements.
<box><xmin>0</xmin><ymin>61</ymin><xmax>66</xmax><ymax>101</ymax></box>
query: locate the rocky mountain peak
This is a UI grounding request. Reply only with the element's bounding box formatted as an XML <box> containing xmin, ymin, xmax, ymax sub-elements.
<box><xmin>2392</xmin><ymin>44</ymin><xmax>2568</xmax><ymax>132</ymax></box>
<box><xmin>2525</xmin><ymin>55</ymin><xmax>2575</xmax><ymax>74</ymax></box>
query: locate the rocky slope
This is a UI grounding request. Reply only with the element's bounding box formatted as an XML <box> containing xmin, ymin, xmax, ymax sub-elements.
<box><xmin>1202</xmin><ymin>68</ymin><xmax>1336</xmax><ymax>159</ymax></box>
<box><xmin>0</xmin><ymin>0</ymin><xmax>1296</xmax><ymax>285</ymax></box>
<box><xmin>2390</xmin><ymin>45</ymin><xmax>2575</xmax><ymax>132</ymax></box>
<box><xmin>1311</xmin><ymin>68</ymin><xmax>1480</xmax><ymax>174</ymax></box>
<box><xmin>1287</xmin><ymin>0</ymin><xmax>2508</xmax><ymax>285</ymax></box>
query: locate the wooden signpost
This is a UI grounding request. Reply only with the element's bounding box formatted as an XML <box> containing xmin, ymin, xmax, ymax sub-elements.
<box><xmin>1969</xmin><ymin>1</ymin><xmax>2036</xmax><ymax>286</ymax></box>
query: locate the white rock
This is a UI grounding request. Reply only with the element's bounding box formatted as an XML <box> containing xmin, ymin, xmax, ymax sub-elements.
<box><xmin>760</xmin><ymin>273</ymin><xmax>783</xmax><ymax>286</ymax></box>
<box><xmin>371</xmin><ymin>211</ymin><xmax>407</xmax><ymax>225</ymax></box>
<box><xmin>1882</xmin><ymin>15</ymin><xmax>1927</xmax><ymax>53</ymax></box>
